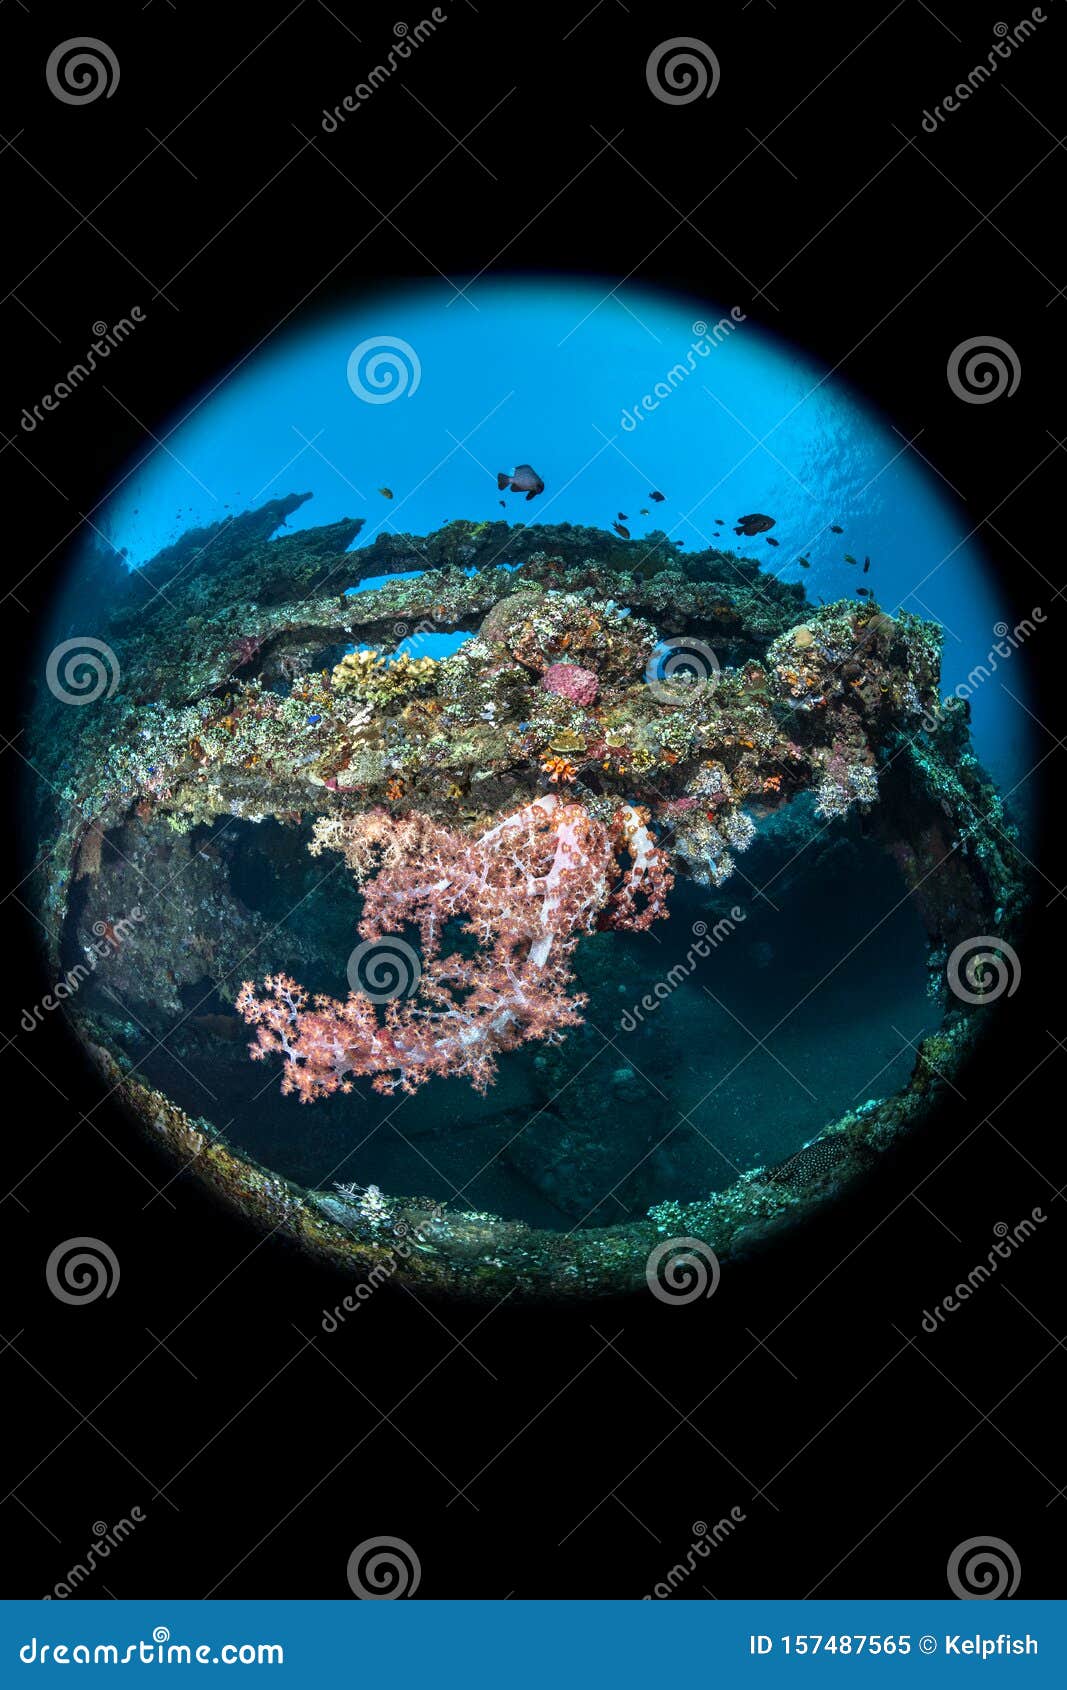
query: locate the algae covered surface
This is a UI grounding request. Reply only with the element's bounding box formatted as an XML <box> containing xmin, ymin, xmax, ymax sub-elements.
<box><xmin>28</xmin><ymin>501</ymin><xmax>1026</xmax><ymax>1299</ymax></box>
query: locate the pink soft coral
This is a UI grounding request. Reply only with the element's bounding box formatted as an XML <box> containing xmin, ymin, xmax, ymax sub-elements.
<box><xmin>237</xmin><ymin>796</ymin><xmax>671</xmax><ymax>1100</ymax></box>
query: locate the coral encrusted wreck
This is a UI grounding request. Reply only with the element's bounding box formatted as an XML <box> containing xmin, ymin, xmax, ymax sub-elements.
<box><xmin>29</xmin><ymin>498</ymin><xmax>1026</xmax><ymax>1298</ymax></box>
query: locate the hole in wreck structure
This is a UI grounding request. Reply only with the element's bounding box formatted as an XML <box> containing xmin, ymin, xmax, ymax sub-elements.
<box><xmin>68</xmin><ymin>795</ymin><xmax>935</xmax><ymax>1232</ymax></box>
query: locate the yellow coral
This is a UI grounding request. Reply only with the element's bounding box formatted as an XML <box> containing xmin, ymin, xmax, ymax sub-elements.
<box><xmin>331</xmin><ymin>649</ymin><xmax>438</xmax><ymax>701</ymax></box>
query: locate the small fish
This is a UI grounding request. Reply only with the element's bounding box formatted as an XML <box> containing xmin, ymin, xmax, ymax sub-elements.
<box><xmin>830</xmin><ymin>523</ymin><xmax>843</xmax><ymax>534</ymax></box>
<box><xmin>766</xmin><ymin>536</ymin><xmax>779</xmax><ymax>547</ymax></box>
<box><xmin>640</xmin><ymin>508</ymin><xmax>650</xmax><ymax>515</ymax></box>
<box><xmin>798</xmin><ymin>557</ymin><xmax>810</xmax><ymax>568</ymax></box>
<box><xmin>734</xmin><ymin>512</ymin><xmax>776</xmax><ymax>537</ymax></box>
<box><xmin>863</xmin><ymin>556</ymin><xmax>871</xmax><ymax>573</ymax></box>
<box><xmin>617</xmin><ymin>511</ymin><xmax>628</xmax><ymax>521</ymax></box>
<box><xmin>856</xmin><ymin>586</ymin><xmax>871</xmax><ymax>596</ymax></box>
<box><xmin>497</xmin><ymin>463</ymin><xmax>544</xmax><ymax>501</ymax></box>
<box><xmin>378</xmin><ymin>486</ymin><xmax>394</xmax><ymax>499</ymax></box>
<box><xmin>499</xmin><ymin>500</ymin><xmax>506</xmax><ymax>508</ymax></box>
<box><xmin>649</xmin><ymin>490</ymin><xmax>665</xmax><ymax>502</ymax></box>
<box><xmin>844</xmin><ymin>553</ymin><xmax>857</xmax><ymax>564</ymax></box>
<box><xmin>613</xmin><ymin>522</ymin><xmax>630</xmax><ymax>539</ymax></box>
<box><xmin>760</xmin><ymin>1136</ymin><xmax>850</xmax><ymax>1188</ymax></box>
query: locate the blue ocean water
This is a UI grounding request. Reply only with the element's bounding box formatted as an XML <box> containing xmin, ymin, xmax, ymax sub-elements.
<box><xmin>88</xmin><ymin>276</ymin><xmax>1032</xmax><ymax>788</ymax></box>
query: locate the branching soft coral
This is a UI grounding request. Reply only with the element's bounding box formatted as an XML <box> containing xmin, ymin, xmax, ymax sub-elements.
<box><xmin>237</xmin><ymin>795</ymin><xmax>672</xmax><ymax>1100</ymax></box>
